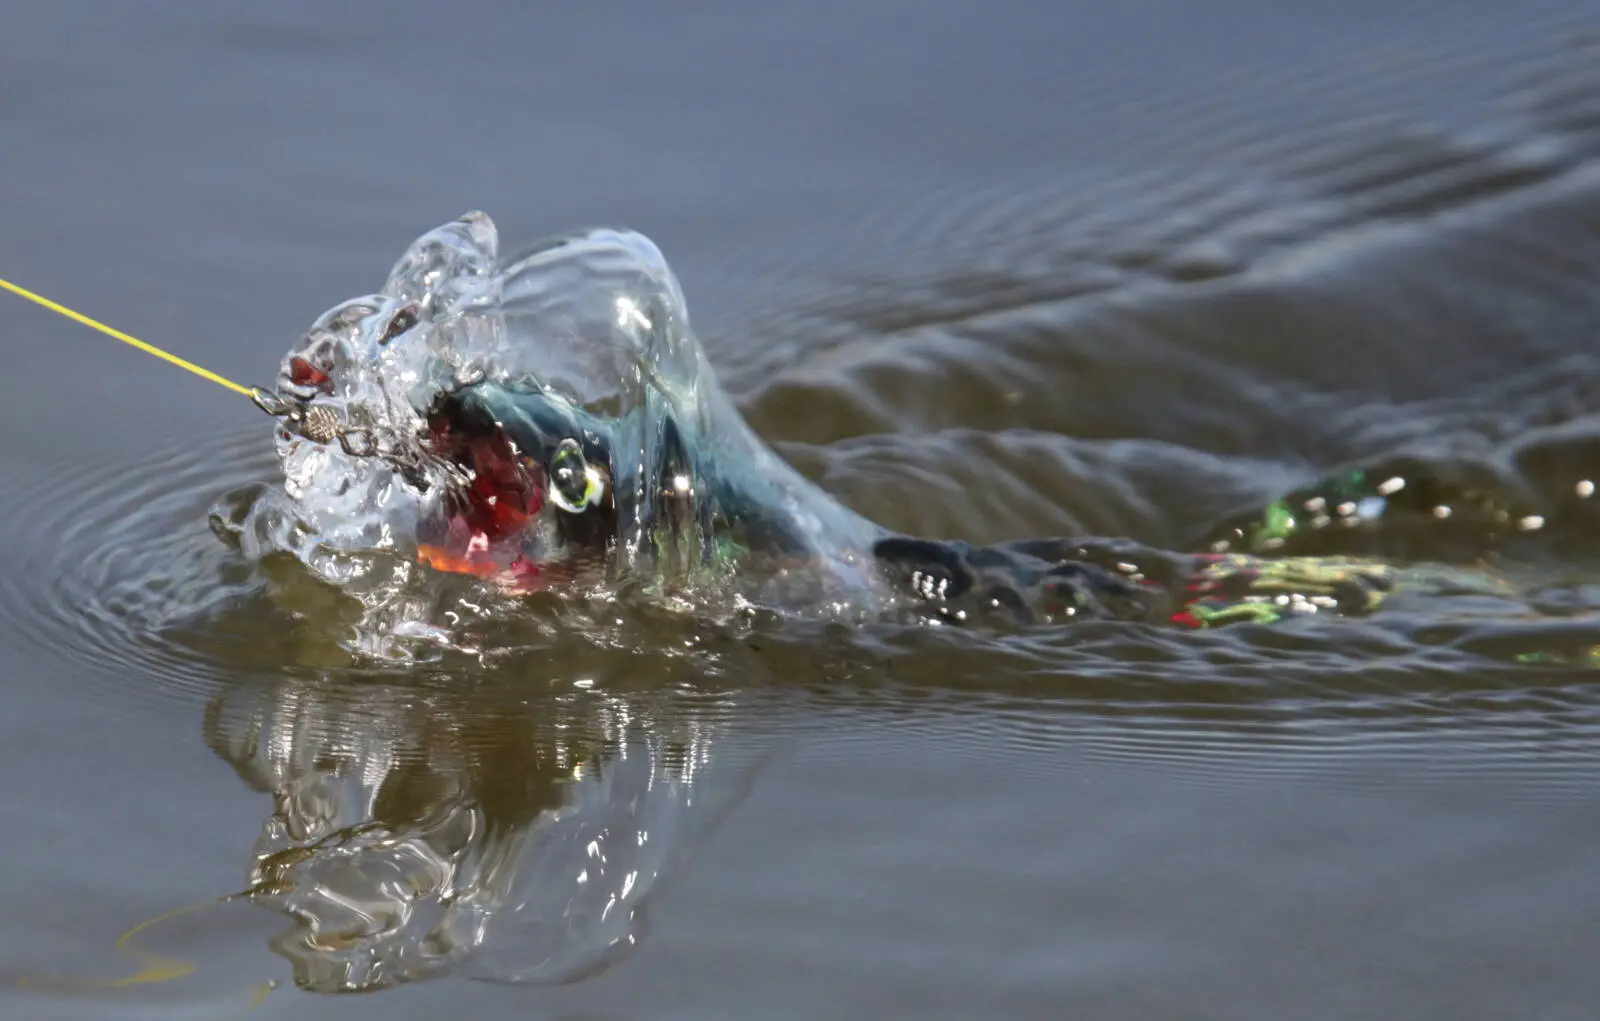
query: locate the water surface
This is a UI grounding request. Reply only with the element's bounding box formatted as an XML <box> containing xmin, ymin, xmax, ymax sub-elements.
<box><xmin>4</xmin><ymin>2</ymin><xmax>1600</xmax><ymax>1018</ymax></box>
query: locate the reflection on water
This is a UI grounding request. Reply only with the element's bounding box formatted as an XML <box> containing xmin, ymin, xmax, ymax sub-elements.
<box><xmin>203</xmin><ymin>668</ymin><xmax>746</xmax><ymax>992</ymax></box>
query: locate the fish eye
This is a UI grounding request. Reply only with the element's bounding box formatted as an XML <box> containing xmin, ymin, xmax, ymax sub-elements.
<box><xmin>549</xmin><ymin>438</ymin><xmax>605</xmax><ymax>513</ymax></box>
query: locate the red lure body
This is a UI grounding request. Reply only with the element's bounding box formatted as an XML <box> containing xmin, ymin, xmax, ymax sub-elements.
<box><xmin>417</xmin><ymin>411</ymin><xmax>543</xmax><ymax>589</ymax></box>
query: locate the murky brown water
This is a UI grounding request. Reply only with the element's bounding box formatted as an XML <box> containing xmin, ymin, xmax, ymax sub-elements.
<box><xmin>5</xmin><ymin>2</ymin><xmax>1600</xmax><ymax>1018</ymax></box>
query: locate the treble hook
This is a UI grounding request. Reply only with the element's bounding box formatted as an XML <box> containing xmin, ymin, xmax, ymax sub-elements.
<box><xmin>250</xmin><ymin>386</ymin><xmax>355</xmax><ymax>449</ymax></box>
<box><xmin>251</xmin><ymin>383</ymin><xmax>446</xmax><ymax>493</ymax></box>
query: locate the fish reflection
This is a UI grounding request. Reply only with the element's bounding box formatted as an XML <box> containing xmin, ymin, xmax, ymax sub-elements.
<box><xmin>202</xmin><ymin>671</ymin><xmax>743</xmax><ymax>993</ymax></box>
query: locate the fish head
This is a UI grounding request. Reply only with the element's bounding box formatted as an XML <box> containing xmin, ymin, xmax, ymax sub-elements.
<box><xmin>417</xmin><ymin>382</ymin><xmax>620</xmax><ymax>591</ymax></box>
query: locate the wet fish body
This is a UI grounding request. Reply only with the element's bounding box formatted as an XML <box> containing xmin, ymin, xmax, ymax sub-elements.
<box><xmin>247</xmin><ymin>214</ymin><xmax>1583</xmax><ymax>647</ymax></box>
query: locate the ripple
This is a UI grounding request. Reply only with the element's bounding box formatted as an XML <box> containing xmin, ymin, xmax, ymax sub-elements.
<box><xmin>775</xmin><ymin>622</ymin><xmax>1600</xmax><ymax>800</ymax></box>
<box><xmin>743</xmin><ymin>154</ymin><xmax>1600</xmax><ymax>459</ymax></box>
<box><xmin>0</xmin><ymin>427</ymin><xmax>278</xmax><ymax>706</ymax></box>
<box><xmin>9</xmin><ymin>413</ymin><xmax>1598</xmax><ymax>712</ymax></box>
<box><xmin>780</xmin><ymin>429</ymin><xmax>1298</xmax><ymax>549</ymax></box>
<box><xmin>733</xmin><ymin>21</ymin><xmax>1600</xmax><ymax>463</ymax></box>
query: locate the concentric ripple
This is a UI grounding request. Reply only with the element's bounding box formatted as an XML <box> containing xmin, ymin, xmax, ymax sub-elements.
<box><xmin>0</xmin><ymin>427</ymin><xmax>278</xmax><ymax>705</ymax></box>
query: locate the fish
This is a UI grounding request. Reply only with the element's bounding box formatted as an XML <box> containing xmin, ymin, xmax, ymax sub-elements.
<box><xmin>250</xmin><ymin>213</ymin><xmax>1583</xmax><ymax>641</ymax></box>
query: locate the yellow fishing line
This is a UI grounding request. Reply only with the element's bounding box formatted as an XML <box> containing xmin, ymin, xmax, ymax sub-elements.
<box><xmin>0</xmin><ymin>276</ymin><xmax>254</xmax><ymax>398</ymax></box>
<box><xmin>18</xmin><ymin>897</ymin><xmax>210</xmax><ymax>990</ymax></box>
<box><xmin>16</xmin><ymin>893</ymin><xmax>277</xmax><ymax>1016</ymax></box>
<box><xmin>1</xmin><ymin>279</ymin><xmax>272</xmax><ymax>1012</ymax></box>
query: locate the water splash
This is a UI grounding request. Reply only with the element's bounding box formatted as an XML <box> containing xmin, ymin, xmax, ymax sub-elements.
<box><xmin>214</xmin><ymin>213</ymin><xmax>883</xmax><ymax>660</ymax></box>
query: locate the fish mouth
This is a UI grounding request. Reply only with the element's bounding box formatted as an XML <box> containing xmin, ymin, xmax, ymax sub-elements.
<box><xmin>417</xmin><ymin>391</ymin><xmax>546</xmax><ymax>589</ymax></box>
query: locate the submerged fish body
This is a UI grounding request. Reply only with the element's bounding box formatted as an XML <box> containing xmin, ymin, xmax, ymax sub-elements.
<box><xmin>230</xmin><ymin>213</ymin><xmax>1566</xmax><ymax>652</ymax></box>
